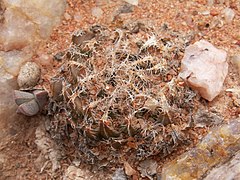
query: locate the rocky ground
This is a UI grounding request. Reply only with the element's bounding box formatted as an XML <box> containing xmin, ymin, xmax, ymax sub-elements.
<box><xmin>0</xmin><ymin>0</ymin><xmax>240</xmax><ymax>179</ymax></box>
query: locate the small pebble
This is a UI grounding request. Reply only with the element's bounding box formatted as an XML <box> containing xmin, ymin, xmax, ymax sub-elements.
<box><xmin>236</xmin><ymin>41</ymin><xmax>240</xmax><ymax>46</ymax></box>
<box><xmin>74</xmin><ymin>12</ymin><xmax>82</xmax><ymax>22</ymax></box>
<box><xmin>64</xmin><ymin>12</ymin><xmax>72</xmax><ymax>21</ymax></box>
<box><xmin>201</xmin><ymin>10</ymin><xmax>210</xmax><ymax>16</ymax></box>
<box><xmin>91</xmin><ymin>7</ymin><xmax>103</xmax><ymax>18</ymax></box>
<box><xmin>38</xmin><ymin>54</ymin><xmax>52</xmax><ymax>66</ymax></box>
<box><xmin>210</xmin><ymin>16</ymin><xmax>224</xmax><ymax>29</ymax></box>
<box><xmin>123</xmin><ymin>0</ymin><xmax>138</xmax><ymax>6</ymax></box>
<box><xmin>17</xmin><ymin>62</ymin><xmax>41</xmax><ymax>89</ymax></box>
<box><xmin>192</xmin><ymin>10</ymin><xmax>198</xmax><ymax>16</ymax></box>
<box><xmin>118</xmin><ymin>3</ymin><xmax>134</xmax><ymax>14</ymax></box>
<box><xmin>210</xmin><ymin>9</ymin><xmax>219</xmax><ymax>16</ymax></box>
<box><xmin>231</xmin><ymin>55</ymin><xmax>240</xmax><ymax>74</ymax></box>
<box><xmin>179</xmin><ymin>40</ymin><xmax>228</xmax><ymax>101</ymax></box>
<box><xmin>207</xmin><ymin>0</ymin><xmax>214</xmax><ymax>6</ymax></box>
<box><xmin>53</xmin><ymin>52</ymin><xmax>65</xmax><ymax>61</ymax></box>
<box><xmin>222</xmin><ymin>7</ymin><xmax>235</xmax><ymax>23</ymax></box>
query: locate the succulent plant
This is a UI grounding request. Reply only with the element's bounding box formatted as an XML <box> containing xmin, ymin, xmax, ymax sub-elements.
<box><xmin>48</xmin><ymin>24</ymin><xmax>198</xmax><ymax>165</ymax></box>
<box><xmin>13</xmin><ymin>90</ymin><xmax>48</xmax><ymax>116</ymax></box>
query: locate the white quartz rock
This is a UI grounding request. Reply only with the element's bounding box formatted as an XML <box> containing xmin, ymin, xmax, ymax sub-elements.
<box><xmin>222</xmin><ymin>7</ymin><xmax>235</xmax><ymax>23</ymax></box>
<box><xmin>0</xmin><ymin>50</ymin><xmax>32</xmax><ymax>81</ymax></box>
<box><xmin>91</xmin><ymin>7</ymin><xmax>103</xmax><ymax>18</ymax></box>
<box><xmin>0</xmin><ymin>0</ymin><xmax>66</xmax><ymax>126</ymax></box>
<box><xmin>0</xmin><ymin>0</ymin><xmax>66</xmax><ymax>51</ymax></box>
<box><xmin>123</xmin><ymin>0</ymin><xmax>138</xmax><ymax>6</ymax></box>
<box><xmin>179</xmin><ymin>40</ymin><xmax>228</xmax><ymax>101</ymax></box>
<box><xmin>0</xmin><ymin>8</ymin><xmax>36</xmax><ymax>51</ymax></box>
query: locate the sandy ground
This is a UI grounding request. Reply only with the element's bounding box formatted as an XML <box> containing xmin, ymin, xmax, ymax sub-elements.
<box><xmin>0</xmin><ymin>0</ymin><xmax>239</xmax><ymax>179</ymax></box>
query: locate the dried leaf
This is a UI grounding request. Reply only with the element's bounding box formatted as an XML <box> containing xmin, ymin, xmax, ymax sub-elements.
<box><xmin>74</xmin><ymin>97</ymin><xmax>84</xmax><ymax>115</ymax></box>
<box><xmin>84</xmin><ymin>127</ymin><xmax>99</xmax><ymax>140</ymax></box>
<box><xmin>50</xmin><ymin>79</ymin><xmax>63</xmax><ymax>102</ymax></box>
<box><xmin>124</xmin><ymin>161</ymin><xmax>137</xmax><ymax>176</ymax></box>
<box><xmin>72</xmin><ymin>31</ymin><xmax>95</xmax><ymax>46</ymax></box>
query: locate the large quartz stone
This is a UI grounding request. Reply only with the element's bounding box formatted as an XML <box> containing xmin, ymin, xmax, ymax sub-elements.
<box><xmin>0</xmin><ymin>0</ymin><xmax>66</xmax><ymax>51</ymax></box>
<box><xmin>0</xmin><ymin>0</ymin><xmax>66</xmax><ymax>85</ymax></box>
<box><xmin>0</xmin><ymin>50</ymin><xmax>32</xmax><ymax>81</ymax></box>
<box><xmin>0</xmin><ymin>0</ymin><xmax>66</xmax><ymax>83</ymax></box>
<box><xmin>203</xmin><ymin>150</ymin><xmax>240</xmax><ymax>180</ymax></box>
<box><xmin>161</xmin><ymin>119</ymin><xmax>240</xmax><ymax>180</ymax></box>
<box><xmin>179</xmin><ymin>40</ymin><xmax>228</xmax><ymax>101</ymax></box>
<box><xmin>0</xmin><ymin>0</ymin><xmax>66</xmax><ymax>139</ymax></box>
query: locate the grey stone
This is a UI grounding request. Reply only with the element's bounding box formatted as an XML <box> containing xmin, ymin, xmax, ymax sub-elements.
<box><xmin>17</xmin><ymin>62</ymin><xmax>41</xmax><ymax>89</ymax></box>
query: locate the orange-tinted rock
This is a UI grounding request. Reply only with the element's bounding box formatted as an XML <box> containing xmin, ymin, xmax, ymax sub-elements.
<box><xmin>161</xmin><ymin>119</ymin><xmax>240</xmax><ymax>180</ymax></box>
<box><xmin>203</xmin><ymin>151</ymin><xmax>240</xmax><ymax>180</ymax></box>
<box><xmin>210</xmin><ymin>9</ymin><xmax>219</xmax><ymax>16</ymax></box>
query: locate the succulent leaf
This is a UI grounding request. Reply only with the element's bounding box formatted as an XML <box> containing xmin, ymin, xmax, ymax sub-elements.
<box><xmin>127</xmin><ymin>122</ymin><xmax>136</xmax><ymax>137</ymax></box>
<box><xmin>84</xmin><ymin>127</ymin><xmax>100</xmax><ymax>140</ymax></box>
<box><xmin>50</xmin><ymin>79</ymin><xmax>63</xmax><ymax>101</ymax></box>
<box><xmin>13</xmin><ymin>90</ymin><xmax>34</xmax><ymax>105</ymax></box>
<box><xmin>99</xmin><ymin>120</ymin><xmax>109</xmax><ymax>139</ymax></box>
<box><xmin>33</xmin><ymin>90</ymin><xmax>48</xmax><ymax>109</ymax></box>
<box><xmin>99</xmin><ymin>120</ymin><xmax>120</xmax><ymax>139</ymax></box>
<box><xmin>104</xmin><ymin>123</ymin><xmax>120</xmax><ymax>138</ymax></box>
<box><xmin>74</xmin><ymin>97</ymin><xmax>84</xmax><ymax>115</ymax></box>
<box><xmin>17</xmin><ymin>99</ymin><xmax>40</xmax><ymax>116</ymax></box>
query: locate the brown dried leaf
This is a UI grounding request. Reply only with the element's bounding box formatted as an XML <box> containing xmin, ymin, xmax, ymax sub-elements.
<box><xmin>50</xmin><ymin>79</ymin><xmax>63</xmax><ymax>102</ymax></box>
<box><xmin>72</xmin><ymin>31</ymin><xmax>95</xmax><ymax>46</ymax></box>
<box><xmin>124</xmin><ymin>161</ymin><xmax>137</xmax><ymax>176</ymax></box>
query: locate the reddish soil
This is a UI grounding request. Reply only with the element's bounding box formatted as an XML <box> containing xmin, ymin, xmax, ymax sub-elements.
<box><xmin>0</xmin><ymin>0</ymin><xmax>239</xmax><ymax>179</ymax></box>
